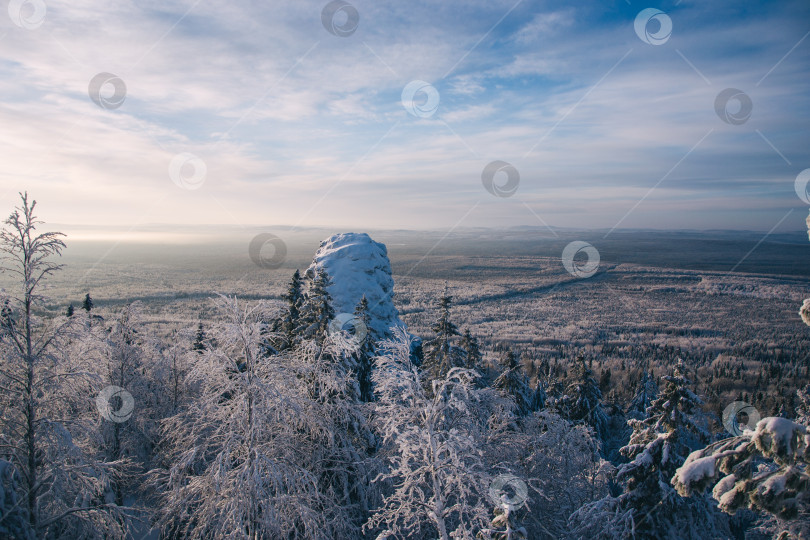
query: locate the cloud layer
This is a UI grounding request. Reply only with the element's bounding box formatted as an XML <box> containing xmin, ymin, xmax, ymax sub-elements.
<box><xmin>0</xmin><ymin>0</ymin><xmax>808</xmax><ymax>233</ymax></box>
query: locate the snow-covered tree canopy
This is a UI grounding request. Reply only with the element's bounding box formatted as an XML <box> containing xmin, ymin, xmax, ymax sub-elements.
<box><xmin>673</xmin><ymin>417</ymin><xmax>809</xmax><ymax>527</ymax></box>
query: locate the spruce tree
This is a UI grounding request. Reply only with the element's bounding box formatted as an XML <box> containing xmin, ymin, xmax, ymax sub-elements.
<box><xmin>460</xmin><ymin>328</ymin><xmax>482</xmax><ymax>369</ymax></box>
<box><xmin>559</xmin><ymin>355</ymin><xmax>607</xmax><ymax>441</ymax></box>
<box><xmin>192</xmin><ymin>321</ymin><xmax>207</xmax><ymax>354</ymax></box>
<box><xmin>65</xmin><ymin>303</ymin><xmax>74</xmax><ymax>317</ymax></box>
<box><xmin>281</xmin><ymin>269</ymin><xmax>304</xmax><ymax>348</ymax></box>
<box><xmin>82</xmin><ymin>292</ymin><xmax>94</xmax><ymax>312</ymax></box>
<box><xmin>353</xmin><ymin>295</ymin><xmax>375</xmax><ymax>402</ymax></box>
<box><xmin>571</xmin><ymin>360</ymin><xmax>729</xmax><ymax>539</ymax></box>
<box><xmin>627</xmin><ymin>370</ymin><xmax>658</xmax><ymax>418</ymax></box>
<box><xmin>616</xmin><ymin>359</ymin><xmax>713</xmax><ymax>536</ymax></box>
<box><xmin>422</xmin><ymin>293</ymin><xmax>462</xmax><ymax>382</ymax></box>
<box><xmin>296</xmin><ymin>268</ymin><xmax>334</xmax><ymax>344</ymax></box>
<box><xmin>492</xmin><ymin>349</ymin><xmax>533</xmax><ymax>416</ymax></box>
<box><xmin>532</xmin><ymin>380</ymin><xmax>547</xmax><ymax>411</ymax></box>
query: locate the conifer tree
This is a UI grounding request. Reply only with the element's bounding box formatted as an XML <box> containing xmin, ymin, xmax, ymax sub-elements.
<box><xmin>674</xmin><ymin>416</ymin><xmax>809</xmax><ymax>539</ymax></box>
<box><xmin>460</xmin><ymin>328</ymin><xmax>482</xmax><ymax>369</ymax></box>
<box><xmin>281</xmin><ymin>269</ymin><xmax>304</xmax><ymax>348</ymax></box>
<box><xmin>627</xmin><ymin>370</ymin><xmax>658</xmax><ymax>418</ymax></box>
<box><xmin>82</xmin><ymin>292</ymin><xmax>94</xmax><ymax>312</ymax></box>
<box><xmin>492</xmin><ymin>349</ymin><xmax>533</xmax><ymax>416</ymax></box>
<box><xmin>531</xmin><ymin>381</ymin><xmax>547</xmax><ymax>411</ymax></box>
<box><xmin>65</xmin><ymin>303</ymin><xmax>74</xmax><ymax>317</ymax></box>
<box><xmin>616</xmin><ymin>359</ymin><xmax>714</xmax><ymax>536</ymax></box>
<box><xmin>571</xmin><ymin>360</ymin><xmax>728</xmax><ymax>539</ymax></box>
<box><xmin>353</xmin><ymin>295</ymin><xmax>375</xmax><ymax>402</ymax></box>
<box><xmin>296</xmin><ymin>268</ymin><xmax>335</xmax><ymax>344</ymax></box>
<box><xmin>422</xmin><ymin>293</ymin><xmax>462</xmax><ymax>382</ymax></box>
<box><xmin>559</xmin><ymin>355</ymin><xmax>607</xmax><ymax>440</ymax></box>
<box><xmin>192</xmin><ymin>321</ymin><xmax>206</xmax><ymax>353</ymax></box>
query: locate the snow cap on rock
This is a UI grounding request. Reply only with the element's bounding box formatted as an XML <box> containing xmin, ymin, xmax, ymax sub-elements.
<box><xmin>306</xmin><ymin>232</ymin><xmax>406</xmax><ymax>340</ymax></box>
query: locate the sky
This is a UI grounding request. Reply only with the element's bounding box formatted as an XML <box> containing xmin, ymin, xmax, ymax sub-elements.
<box><xmin>0</xmin><ymin>0</ymin><xmax>809</xmax><ymax>236</ymax></box>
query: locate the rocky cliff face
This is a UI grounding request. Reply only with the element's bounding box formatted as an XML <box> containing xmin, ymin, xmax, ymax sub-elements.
<box><xmin>306</xmin><ymin>232</ymin><xmax>406</xmax><ymax>340</ymax></box>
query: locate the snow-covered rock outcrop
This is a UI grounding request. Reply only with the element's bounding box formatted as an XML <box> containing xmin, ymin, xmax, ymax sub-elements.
<box><xmin>306</xmin><ymin>232</ymin><xmax>405</xmax><ymax>340</ymax></box>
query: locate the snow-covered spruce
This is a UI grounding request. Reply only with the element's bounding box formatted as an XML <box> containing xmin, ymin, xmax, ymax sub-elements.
<box><xmin>627</xmin><ymin>370</ymin><xmax>658</xmax><ymax>420</ymax></box>
<box><xmin>421</xmin><ymin>293</ymin><xmax>465</xmax><ymax>384</ymax></box>
<box><xmin>569</xmin><ymin>359</ymin><xmax>730</xmax><ymax>539</ymax></box>
<box><xmin>492</xmin><ymin>349</ymin><xmax>534</xmax><ymax>416</ymax></box>
<box><xmin>553</xmin><ymin>356</ymin><xmax>608</xmax><ymax>442</ymax></box>
<box><xmin>672</xmin><ymin>416</ymin><xmax>810</xmax><ymax>538</ymax></box>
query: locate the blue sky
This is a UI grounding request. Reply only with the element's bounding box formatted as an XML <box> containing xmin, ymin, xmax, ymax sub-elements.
<box><xmin>0</xmin><ymin>0</ymin><xmax>808</xmax><ymax>235</ymax></box>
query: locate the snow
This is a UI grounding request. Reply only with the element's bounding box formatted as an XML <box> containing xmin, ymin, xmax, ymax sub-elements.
<box><xmin>672</xmin><ymin>455</ymin><xmax>716</xmax><ymax>487</ymax></box>
<box><xmin>800</xmin><ymin>298</ymin><xmax>810</xmax><ymax>327</ymax></box>
<box><xmin>711</xmin><ymin>473</ymin><xmax>736</xmax><ymax>501</ymax></box>
<box><xmin>754</xmin><ymin>417</ymin><xmax>807</xmax><ymax>458</ymax></box>
<box><xmin>307</xmin><ymin>233</ymin><xmax>406</xmax><ymax>339</ymax></box>
<box><xmin>759</xmin><ymin>472</ymin><xmax>787</xmax><ymax>497</ymax></box>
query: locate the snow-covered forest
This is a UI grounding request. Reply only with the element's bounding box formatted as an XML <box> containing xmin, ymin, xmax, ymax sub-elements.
<box><xmin>1</xmin><ymin>194</ymin><xmax>808</xmax><ymax>540</ymax></box>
